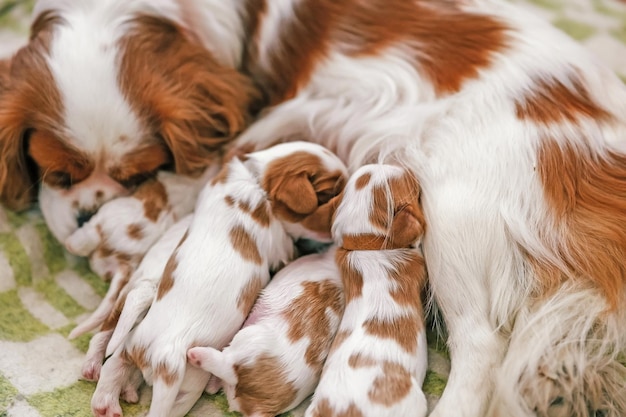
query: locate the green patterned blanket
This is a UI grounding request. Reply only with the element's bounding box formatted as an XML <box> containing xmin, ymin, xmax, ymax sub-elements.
<box><xmin>1</xmin><ymin>0</ymin><xmax>626</xmax><ymax>416</ymax></box>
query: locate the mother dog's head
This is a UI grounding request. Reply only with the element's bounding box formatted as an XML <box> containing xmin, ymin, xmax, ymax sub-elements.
<box><xmin>0</xmin><ymin>0</ymin><xmax>258</xmax><ymax>242</ymax></box>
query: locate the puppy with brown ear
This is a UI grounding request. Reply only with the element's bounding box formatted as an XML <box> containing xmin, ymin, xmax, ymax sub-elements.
<box><xmin>91</xmin><ymin>141</ymin><xmax>347</xmax><ymax>417</ymax></box>
<box><xmin>306</xmin><ymin>164</ymin><xmax>428</xmax><ymax>417</ymax></box>
<box><xmin>187</xmin><ymin>246</ymin><xmax>345</xmax><ymax>417</ymax></box>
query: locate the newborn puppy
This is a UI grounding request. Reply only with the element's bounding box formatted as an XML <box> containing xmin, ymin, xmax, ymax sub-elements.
<box><xmin>188</xmin><ymin>246</ymin><xmax>344</xmax><ymax>417</ymax></box>
<box><xmin>72</xmin><ymin>215</ymin><xmax>192</xmax><ymax>382</ymax></box>
<box><xmin>306</xmin><ymin>164</ymin><xmax>428</xmax><ymax>417</ymax></box>
<box><xmin>91</xmin><ymin>142</ymin><xmax>348</xmax><ymax>417</ymax></box>
<box><xmin>65</xmin><ymin>169</ymin><xmax>213</xmax><ymax>280</ymax></box>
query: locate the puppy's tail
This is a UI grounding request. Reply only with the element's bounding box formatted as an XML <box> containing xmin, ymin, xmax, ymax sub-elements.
<box><xmin>69</xmin><ymin>268</ymin><xmax>130</xmax><ymax>339</ymax></box>
<box><xmin>488</xmin><ymin>283</ymin><xmax>626</xmax><ymax>417</ymax></box>
<box><xmin>106</xmin><ymin>282</ymin><xmax>155</xmax><ymax>356</ymax></box>
<box><xmin>187</xmin><ymin>346</ymin><xmax>237</xmax><ymax>386</ymax></box>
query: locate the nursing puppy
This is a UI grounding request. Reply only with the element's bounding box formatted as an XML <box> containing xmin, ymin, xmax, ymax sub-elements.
<box><xmin>306</xmin><ymin>164</ymin><xmax>428</xmax><ymax>417</ymax></box>
<box><xmin>72</xmin><ymin>215</ymin><xmax>192</xmax><ymax>382</ymax></box>
<box><xmin>65</xmin><ymin>168</ymin><xmax>211</xmax><ymax>281</ymax></box>
<box><xmin>91</xmin><ymin>141</ymin><xmax>348</xmax><ymax>417</ymax></box>
<box><xmin>187</xmin><ymin>246</ymin><xmax>344</xmax><ymax>417</ymax></box>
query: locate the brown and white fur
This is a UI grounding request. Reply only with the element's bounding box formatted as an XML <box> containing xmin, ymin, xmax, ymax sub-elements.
<box><xmin>72</xmin><ymin>214</ymin><xmax>192</xmax><ymax>382</ymax></box>
<box><xmin>187</xmin><ymin>246</ymin><xmax>344</xmax><ymax>417</ymax></box>
<box><xmin>5</xmin><ymin>1</ymin><xmax>626</xmax><ymax>415</ymax></box>
<box><xmin>305</xmin><ymin>164</ymin><xmax>428</xmax><ymax>417</ymax></box>
<box><xmin>0</xmin><ymin>0</ymin><xmax>258</xmax><ymax>246</ymax></box>
<box><xmin>65</xmin><ymin>168</ymin><xmax>212</xmax><ymax>282</ymax></box>
<box><xmin>91</xmin><ymin>141</ymin><xmax>348</xmax><ymax>417</ymax></box>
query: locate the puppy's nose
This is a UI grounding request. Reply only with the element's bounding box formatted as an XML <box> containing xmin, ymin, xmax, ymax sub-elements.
<box><xmin>76</xmin><ymin>210</ymin><xmax>95</xmax><ymax>227</ymax></box>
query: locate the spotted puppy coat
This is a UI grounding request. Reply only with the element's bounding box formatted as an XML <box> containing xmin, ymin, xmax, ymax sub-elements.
<box><xmin>188</xmin><ymin>246</ymin><xmax>344</xmax><ymax>417</ymax></box>
<box><xmin>91</xmin><ymin>141</ymin><xmax>348</xmax><ymax>417</ymax></box>
<box><xmin>306</xmin><ymin>164</ymin><xmax>428</xmax><ymax>417</ymax></box>
<box><xmin>73</xmin><ymin>215</ymin><xmax>192</xmax><ymax>383</ymax></box>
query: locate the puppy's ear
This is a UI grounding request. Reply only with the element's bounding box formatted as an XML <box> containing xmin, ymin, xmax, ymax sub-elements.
<box><xmin>389</xmin><ymin>205</ymin><xmax>425</xmax><ymax>248</ymax></box>
<box><xmin>0</xmin><ymin>59</ymin><xmax>37</xmax><ymax>211</ymax></box>
<box><xmin>119</xmin><ymin>16</ymin><xmax>263</xmax><ymax>177</ymax></box>
<box><xmin>270</xmin><ymin>173</ymin><xmax>319</xmax><ymax>215</ymax></box>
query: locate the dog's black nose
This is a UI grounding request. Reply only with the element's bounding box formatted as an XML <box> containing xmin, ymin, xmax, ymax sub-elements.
<box><xmin>76</xmin><ymin>210</ymin><xmax>95</xmax><ymax>227</ymax></box>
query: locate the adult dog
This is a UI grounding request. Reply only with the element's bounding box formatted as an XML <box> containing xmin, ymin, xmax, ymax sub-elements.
<box><xmin>2</xmin><ymin>1</ymin><xmax>626</xmax><ymax>416</ymax></box>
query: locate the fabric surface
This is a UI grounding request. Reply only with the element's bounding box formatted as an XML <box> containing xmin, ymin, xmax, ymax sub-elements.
<box><xmin>0</xmin><ymin>0</ymin><xmax>625</xmax><ymax>416</ymax></box>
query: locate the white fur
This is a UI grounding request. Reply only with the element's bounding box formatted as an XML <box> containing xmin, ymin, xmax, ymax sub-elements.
<box><xmin>91</xmin><ymin>142</ymin><xmax>347</xmax><ymax>417</ymax></box>
<box><xmin>187</xmin><ymin>247</ymin><xmax>344</xmax><ymax>416</ymax></box>
<box><xmin>75</xmin><ymin>214</ymin><xmax>192</xmax><ymax>381</ymax></box>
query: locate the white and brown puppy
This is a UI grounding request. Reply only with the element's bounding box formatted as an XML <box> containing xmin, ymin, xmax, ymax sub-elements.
<box><xmin>306</xmin><ymin>164</ymin><xmax>428</xmax><ymax>417</ymax></box>
<box><xmin>91</xmin><ymin>141</ymin><xmax>348</xmax><ymax>417</ymax></box>
<box><xmin>72</xmin><ymin>215</ymin><xmax>192</xmax><ymax>383</ymax></box>
<box><xmin>187</xmin><ymin>246</ymin><xmax>344</xmax><ymax>417</ymax></box>
<box><xmin>0</xmin><ymin>0</ymin><xmax>258</xmax><ymax>245</ymax></box>
<box><xmin>65</xmin><ymin>168</ymin><xmax>212</xmax><ymax>281</ymax></box>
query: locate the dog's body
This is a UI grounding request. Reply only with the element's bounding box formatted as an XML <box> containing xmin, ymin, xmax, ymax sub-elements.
<box><xmin>187</xmin><ymin>2</ymin><xmax>626</xmax><ymax>416</ymax></box>
<box><xmin>72</xmin><ymin>214</ymin><xmax>192</xmax><ymax>382</ymax></box>
<box><xmin>306</xmin><ymin>164</ymin><xmax>428</xmax><ymax>417</ymax></box>
<box><xmin>2</xmin><ymin>1</ymin><xmax>626</xmax><ymax>416</ymax></box>
<box><xmin>91</xmin><ymin>141</ymin><xmax>348</xmax><ymax>417</ymax></box>
<box><xmin>188</xmin><ymin>247</ymin><xmax>344</xmax><ymax>417</ymax></box>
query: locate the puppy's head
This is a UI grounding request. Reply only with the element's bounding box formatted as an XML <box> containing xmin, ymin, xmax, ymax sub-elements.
<box><xmin>0</xmin><ymin>5</ymin><xmax>259</xmax><ymax>242</ymax></box>
<box><xmin>333</xmin><ymin>164</ymin><xmax>424</xmax><ymax>250</ymax></box>
<box><xmin>252</xmin><ymin>142</ymin><xmax>348</xmax><ymax>242</ymax></box>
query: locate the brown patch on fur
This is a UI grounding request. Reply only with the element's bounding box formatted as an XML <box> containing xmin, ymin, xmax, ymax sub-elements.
<box><xmin>127</xmin><ymin>223</ymin><xmax>144</xmax><ymax>240</ymax></box>
<box><xmin>348</xmin><ymin>353</ymin><xmax>377</xmax><ymax>368</ymax></box>
<box><xmin>248</xmin><ymin>0</ymin><xmax>507</xmax><ymax>103</ymax></box>
<box><xmin>132</xmin><ymin>179</ymin><xmax>168</xmax><ymax>222</ymax></box>
<box><xmin>533</xmin><ymin>139</ymin><xmax>626</xmax><ymax>309</ymax></box>
<box><xmin>341</xmin><ymin>233</ymin><xmax>391</xmax><ymax>251</ymax></box>
<box><xmin>27</xmin><ymin>131</ymin><xmax>95</xmax><ymax>188</ymax></box>
<box><xmin>119</xmin><ymin>15</ymin><xmax>260</xmax><ymax>177</ymax></box>
<box><xmin>237</xmin><ymin>275</ymin><xmax>264</xmax><ymax>315</ymax></box>
<box><xmin>515</xmin><ymin>75</ymin><xmax>610</xmax><ymax>125</ymax></box>
<box><xmin>156</xmin><ymin>253</ymin><xmax>178</xmax><ymax>301</ymax></box>
<box><xmin>229</xmin><ymin>225</ymin><xmax>263</xmax><ymax>265</ymax></box>
<box><xmin>368</xmin><ymin>361</ymin><xmax>413</xmax><ymax>406</ymax></box>
<box><xmin>283</xmin><ymin>280</ymin><xmax>345</xmax><ymax>367</ymax></box>
<box><xmin>100</xmin><ymin>271</ymin><xmax>132</xmax><ymax>331</ymax></box>
<box><xmin>96</xmin><ymin>244</ymin><xmax>115</xmax><ymax>259</ymax></box>
<box><xmin>154</xmin><ymin>362</ymin><xmax>178</xmax><ymax>385</ymax></box>
<box><xmin>335</xmin><ymin>248</ymin><xmax>363</xmax><ymax>303</ymax></box>
<box><xmin>122</xmin><ymin>345</ymin><xmax>149</xmax><ymax>370</ymax></box>
<box><xmin>0</xmin><ymin>13</ymin><xmax>67</xmax><ymax>210</ymax></box>
<box><xmin>238</xmin><ymin>199</ymin><xmax>272</xmax><ymax>228</ymax></box>
<box><xmin>355</xmin><ymin>172</ymin><xmax>372</xmax><ymax>190</ymax></box>
<box><xmin>308</xmin><ymin>398</ymin><xmax>365</xmax><ymax>417</ymax></box>
<box><xmin>109</xmin><ymin>144</ymin><xmax>172</xmax><ymax>189</ymax></box>
<box><xmin>224</xmin><ymin>195</ymin><xmax>235</xmax><ymax>206</ymax></box>
<box><xmin>329</xmin><ymin>330</ymin><xmax>351</xmax><ymax>354</ymax></box>
<box><xmin>234</xmin><ymin>354</ymin><xmax>298</xmax><ymax>416</ymax></box>
<box><xmin>363</xmin><ymin>314</ymin><xmax>421</xmax><ymax>353</ymax></box>
<box><xmin>388</xmin><ymin>254</ymin><xmax>427</xmax><ymax>310</ymax></box>
<box><xmin>301</xmin><ymin>189</ymin><xmax>345</xmax><ymax>236</ymax></box>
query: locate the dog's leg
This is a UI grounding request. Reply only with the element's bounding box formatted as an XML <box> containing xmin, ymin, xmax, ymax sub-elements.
<box><xmin>146</xmin><ymin>358</ymin><xmax>187</xmax><ymax>417</ymax></box>
<box><xmin>81</xmin><ymin>329</ymin><xmax>113</xmax><ymax>381</ymax></box>
<box><xmin>422</xmin><ymin>192</ymin><xmax>509</xmax><ymax>417</ymax></box>
<box><xmin>169</xmin><ymin>365</ymin><xmax>211</xmax><ymax>417</ymax></box>
<box><xmin>91</xmin><ymin>348</ymin><xmax>135</xmax><ymax>417</ymax></box>
<box><xmin>120</xmin><ymin>368</ymin><xmax>143</xmax><ymax>404</ymax></box>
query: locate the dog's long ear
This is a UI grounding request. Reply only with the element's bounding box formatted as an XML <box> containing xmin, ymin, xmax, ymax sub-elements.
<box><xmin>0</xmin><ymin>59</ymin><xmax>37</xmax><ymax>211</ymax></box>
<box><xmin>119</xmin><ymin>16</ymin><xmax>262</xmax><ymax>177</ymax></box>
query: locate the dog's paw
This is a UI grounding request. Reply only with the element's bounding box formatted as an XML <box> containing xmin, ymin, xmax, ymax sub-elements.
<box><xmin>82</xmin><ymin>359</ymin><xmax>102</xmax><ymax>381</ymax></box>
<box><xmin>92</xmin><ymin>394</ymin><xmax>123</xmax><ymax>417</ymax></box>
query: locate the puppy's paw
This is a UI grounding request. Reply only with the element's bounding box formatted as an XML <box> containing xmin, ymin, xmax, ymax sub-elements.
<box><xmin>92</xmin><ymin>394</ymin><xmax>123</xmax><ymax>417</ymax></box>
<box><xmin>65</xmin><ymin>224</ymin><xmax>101</xmax><ymax>256</ymax></box>
<box><xmin>82</xmin><ymin>359</ymin><xmax>102</xmax><ymax>381</ymax></box>
<box><xmin>187</xmin><ymin>347</ymin><xmax>209</xmax><ymax>369</ymax></box>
